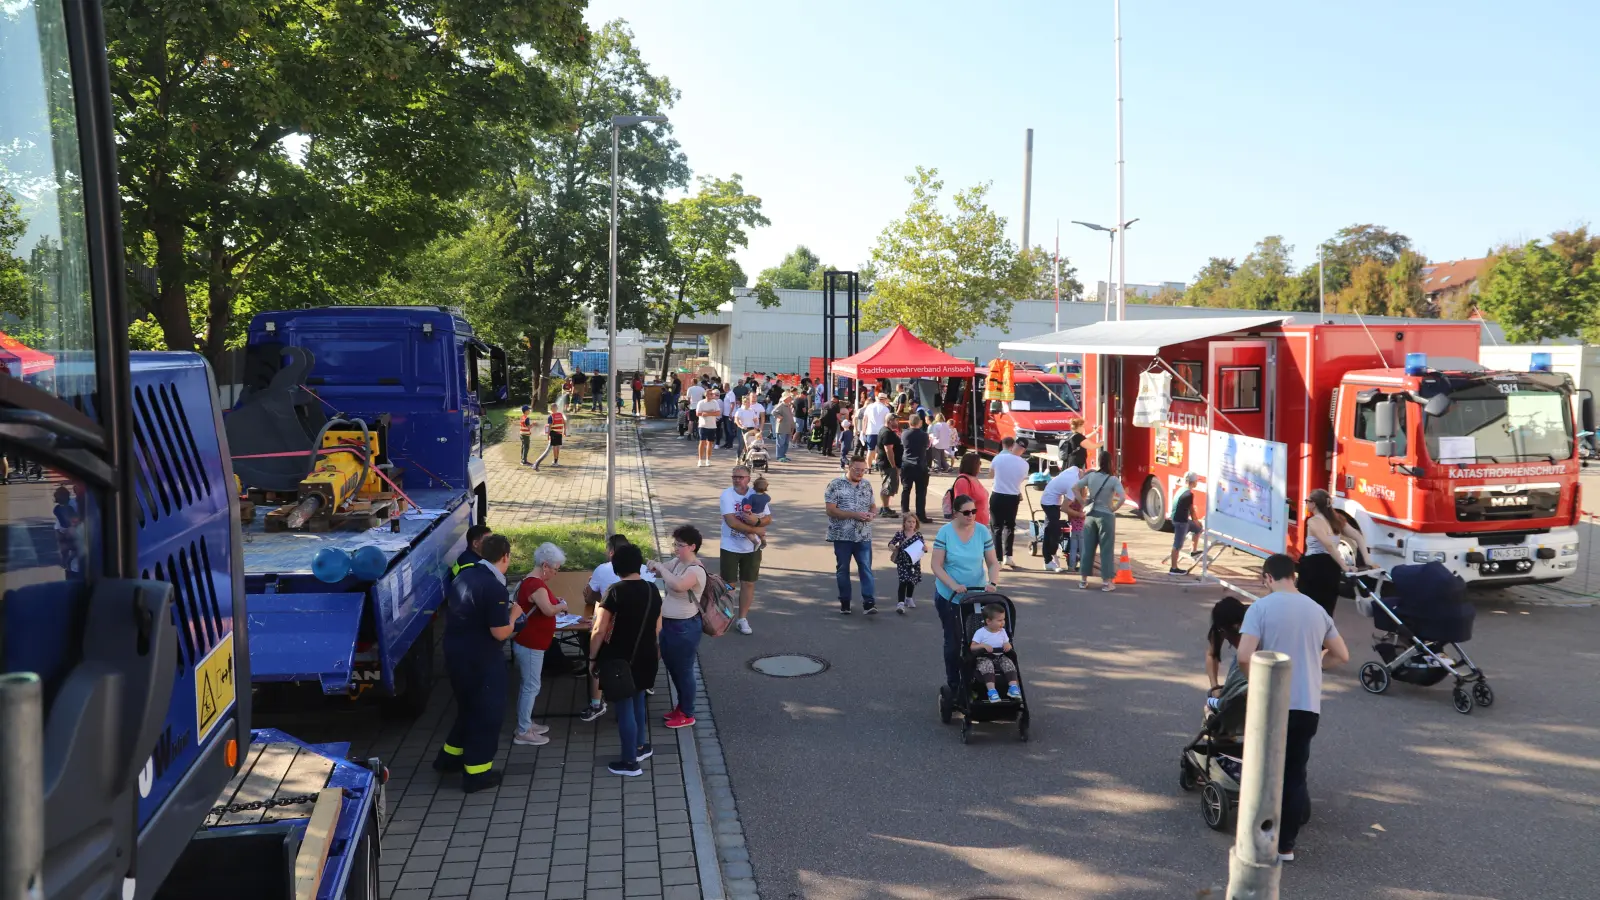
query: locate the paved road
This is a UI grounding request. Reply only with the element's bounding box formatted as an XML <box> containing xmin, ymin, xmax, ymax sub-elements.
<box><xmin>645</xmin><ymin>421</ymin><xmax>1600</xmax><ymax>900</ymax></box>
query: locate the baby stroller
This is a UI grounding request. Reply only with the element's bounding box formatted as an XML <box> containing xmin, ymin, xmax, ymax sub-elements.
<box><xmin>741</xmin><ymin>432</ymin><xmax>771</xmax><ymax>472</ymax></box>
<box><xmin>1352</xmin><ymin>562</ymin><xmax>1491</xmax><ymax>714</ymax></box>
<box><xmin>1023</xmin><ymin>472</ymin><xmax>1050</xmax><ymax>557</ymax></box>
<box><xmin>937</xmin><ymin>592</ymin><xmax>1031</xmax><ymax>743</ymax></box>
<box><xmin>1179</xmin><ymin>667</ymin><xmax>1247</xmax><ymax>831</ymax></box>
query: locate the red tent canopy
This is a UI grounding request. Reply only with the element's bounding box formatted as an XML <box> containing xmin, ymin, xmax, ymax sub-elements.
<box><xmin>831</xmin><ymin>325</ymin><xmax>976</xmax><ymax>380</ymax></box>
<box><xmin>0</xmin><ymin>331</ymin><xmax>54</xmax><ymax>376</ymax></box>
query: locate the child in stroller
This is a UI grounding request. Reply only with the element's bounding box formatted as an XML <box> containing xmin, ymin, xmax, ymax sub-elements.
<box><xmin>741</xmin><ymin>429</ymin><xmax>771</xmax><ymax>471</ymax></box>
<box><xmin>937</xmin><ymin>592</ymin><xmax>1031</xmax><ymax>743</ymax></box>
<box><xmin>1353</xmin><ymin>562</ymin><xmax>1491</xmax><ymax>714</ymax></box>
<box><xmin>1180</xmin><ymin>663</ymin><xmax>1248</xmax><ymax>832</ymax></box>
<box><xmin>971</xmin><ymin>604</ymin><xmax>1022</xmax><ymax>702</ymax></box>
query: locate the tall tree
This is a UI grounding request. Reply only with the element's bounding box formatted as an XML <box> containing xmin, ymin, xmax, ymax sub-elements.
<box><xmin>862</xmin><ymin>167</ymin><xmax>1031</xmax><ymax>350</ymax></box>
<box><xmin>1229</xmin><ymin>236</ymin><xmax>1295</xmax><ymax>310</ymax></box>
<box><xmin>1385</xmin><ymin>250</ymin><xmax>1427</xmax><ymax>317</ymax></box>
<box><xmin>0</xmin><ymin>189</ymin><xmax>26</xmax><ymax>322</ymax></box>
<box><xmin>1478</xmin><ymin>229</ymin><xmax>1600</xmax><ymax>342</ymax></box>
<box><xmin>1319</xmin><ymin>224</ymin><xmax>1413</xmax><ymax>297</ymax></box>
<box><xmin>107</xmin><ymin>0</ymin><xmax>589</xmax><ymax>363</ymax></box>
<box><xmin>655</xmin><ymin>175</ymin><xmax>770</xmax><ymax>381</ymax></box>
<box><xmin>500</xmin><ymin>20</ymin><xmax>689</xmax><ymax>406</ymax></box>
<box><xmin>1184</xmin><ymin>257</ymin><xmax>1237</xmax><ymax>308</ymax></box>
<box><xmin>1334</xmin><ymin>258</ymin><xmax>1389</xmax><ymax>315</ymax></box>
<box><xmin>756</xmin><ymin>245</ymin><xmax>822</xmax><ymax>289</ymax></box>
<box><xmin>1021</xmin><ymin>244</ymin><xmax>1085</xmax><ymax>303</ymax></box>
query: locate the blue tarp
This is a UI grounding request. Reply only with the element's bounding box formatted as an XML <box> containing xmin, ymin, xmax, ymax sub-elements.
<box><xmin>570</xmin><ymin>350</ymin><xmax>609</xmax><ymax>374</ymax></box>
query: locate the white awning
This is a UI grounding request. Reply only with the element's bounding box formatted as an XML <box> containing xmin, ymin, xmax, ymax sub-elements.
<box><xmin>997</xmin><ymin>315</ymin><xmax>1292</xmax><ymax>356</ymax></box>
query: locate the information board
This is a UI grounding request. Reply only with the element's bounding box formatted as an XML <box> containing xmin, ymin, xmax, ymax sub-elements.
<box><xmin>1205</xmin><ymin>430</ymin><xmax>1289</xmax><ymax>558</ymax></box>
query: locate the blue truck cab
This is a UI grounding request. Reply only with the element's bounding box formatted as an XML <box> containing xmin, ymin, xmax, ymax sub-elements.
<box><xmin>231</xmin><ymin>306</ymin><xmax>496</xmax><ymax>715</ymax></box>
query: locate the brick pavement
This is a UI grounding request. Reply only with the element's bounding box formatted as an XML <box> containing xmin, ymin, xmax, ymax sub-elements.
<box><xmin>361</xmin><ymin>409</ymin><xmax>724</xmax><ymax>900</ymax></box>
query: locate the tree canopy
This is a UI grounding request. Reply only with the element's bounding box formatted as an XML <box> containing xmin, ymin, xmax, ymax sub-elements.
<box><xmin>862</xmin><ymin>167</ymin><xmax>1031</xmax><ymax>350</ymax></box>
<box><xmin>0</xmin><ymin>189</ymin><xmax>26</xmax><ymax>322</ymax></box>
<box><xmin>1478</xmin><ymin>228</ymin><xmax>1600</xmax><ymax>342</ymax></box>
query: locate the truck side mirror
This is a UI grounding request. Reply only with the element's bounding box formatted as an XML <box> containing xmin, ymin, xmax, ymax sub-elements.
<box><xmin>1374</xmin><ymin>400</ymin><xmax>1396</xmax><ymax>439</ymax></box>
<box><xmin>988</xmin><ymin>400</ymin><xmax>1003</xmax><ymax>415</ymax></box>
<box><xmin>1374</xmin><ymin>439</ymin><xmax>1396</xmax><ymax>457</ymax></box>
<box><xmin>1582</xmin><ymin>394</ymin><xmax>1596</xmax><ymax>433</ymax></box>
<box><xmin>1424</xmin><ymin>394</ymin><xmax>1452</xmax><ymax>418</ymax></box>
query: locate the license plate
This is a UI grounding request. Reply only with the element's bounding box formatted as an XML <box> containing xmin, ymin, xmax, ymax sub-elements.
<box><xmin>1488</xmin><ymin>547</ymin><xmax>1530</xmax><ymax>561</ymax></box>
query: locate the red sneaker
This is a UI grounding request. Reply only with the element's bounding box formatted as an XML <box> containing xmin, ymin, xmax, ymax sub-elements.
<box><xmin>666</xmin><ymin>712</ymin><xmax>696</xmax><ymax>729</ymax></box>
<box><xmin>663</xmin><ymin>707</ymin><xmax>681</xmax><ymax>722</ymax></box>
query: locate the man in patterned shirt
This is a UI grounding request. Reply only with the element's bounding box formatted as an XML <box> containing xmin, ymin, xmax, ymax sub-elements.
<box><xmin>825</xmin><ymin>453</ymin><xmax>879</xmax><ymax>614</ymax></box>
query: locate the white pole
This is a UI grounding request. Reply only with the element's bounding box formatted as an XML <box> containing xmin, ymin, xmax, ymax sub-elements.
<box><xmin>1104</xmin><ymin>232</ymin><xmax>1115</xmax><ymax>322</ymax></box>
<box><xmin>1022</xmin><ymin>128</ymin><xmax>1034</xmax><ymax>260</ymax></box>
<box><xmin>1226</xmin><ymin>651</ymin><xmax>1292</xmax><ymax>900</ymax></box>
<box><xmin>1318</xmin><ymin>245</ymin><xmax>1326</xmax><ymax>319</ymax></box>
<box><xmin>606</xmin><ymin>123</ymin><xmax>619</xmax><ymax>538</ymax></box>
<box><xmin>1114</xmin><ymin>0</ymin><xmax>1127</xmax><ymax>322</ymax></box>
<box><xmin>1054</xmin><ymin>226</ymin><xmax>1061</xmax><ymax>367</ymax></box>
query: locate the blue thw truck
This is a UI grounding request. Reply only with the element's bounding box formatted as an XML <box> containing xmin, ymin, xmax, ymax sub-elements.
<box><xmin>0</xmin><ymin>4</ymin><xmax>379</xmax><ymax>899</ymax></box>
<box><xmin>227</xmin><ymin>306</ymin><xmax>501</xmax><ymax>716</ymax></box>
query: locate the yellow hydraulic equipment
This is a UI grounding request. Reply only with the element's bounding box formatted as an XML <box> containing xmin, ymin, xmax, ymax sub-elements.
<box><xmin>271</xmin><ymin>418</ymin><xmax>403</xmax><ymax>530</ymax></box>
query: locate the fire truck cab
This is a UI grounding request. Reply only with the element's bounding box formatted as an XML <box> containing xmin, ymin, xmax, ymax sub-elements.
<box><xmin>914</xmin><ymin>364</ymin><xmax>1079</xmax><ymax>457</ymax></box>
<box><xmin>1014</xmin><ymin>316</ymin><xmax>1585</xmax><ymax>586</ymax></box>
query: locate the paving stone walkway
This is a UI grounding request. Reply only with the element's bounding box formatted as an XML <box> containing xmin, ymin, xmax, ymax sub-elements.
<box><xmin>354</xmin><ymin>410</ymin><xmax>724</xmax><ymax>900</ymax></box>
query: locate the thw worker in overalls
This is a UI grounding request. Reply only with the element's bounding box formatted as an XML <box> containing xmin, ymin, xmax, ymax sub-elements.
<box><xmin>434</xmin><ymin>533</ymin><xmax>516</xmax><ymax>792</ymax></box>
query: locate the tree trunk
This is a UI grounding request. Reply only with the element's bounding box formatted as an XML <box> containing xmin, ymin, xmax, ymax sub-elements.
<box><xmin>536</xmin><ymin>330</ymin><xmax>557</xmax><ymax>411</ymax></box>
<box><xmin>524</xmin><ymin>332</ymin><xmax>541</xmax><ymax>409</ymax></box>
<box><xmin>658</xmin><ymin>309</ymin><xmax>681</xmax><ymax>383</ymax></box>
<box><xmin>152</xmin><ymin>220</ymin><xmax>198</xmax><ymax>353</ymax></box>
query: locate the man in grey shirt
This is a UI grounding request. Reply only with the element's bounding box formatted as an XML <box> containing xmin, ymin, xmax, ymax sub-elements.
<box><xmin>773</xmin><ymin>393</ymin><xmax>796</xmax><ymax>462</ymax></box>
<box><xmin>1237</xmin><ymin>552</ymin><xmax>1349</xmax><ymax>862</ymax></box>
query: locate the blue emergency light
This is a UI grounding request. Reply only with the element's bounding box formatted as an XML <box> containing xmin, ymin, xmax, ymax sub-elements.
<box><xmin>1404</xmin><ymin>352</ymin><xmax>1427</xmax><ymax>376</ymax></box>
<box><xmin>1530</xmin><ymin>352</ymin><xmax>1553</xmax><ymax>373</ymax></box>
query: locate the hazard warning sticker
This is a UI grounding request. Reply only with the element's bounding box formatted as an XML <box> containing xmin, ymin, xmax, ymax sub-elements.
<box><xmin>194</xmin><ymin>633</ymin><xmax>236</xmax><ymax>743</ymax></box>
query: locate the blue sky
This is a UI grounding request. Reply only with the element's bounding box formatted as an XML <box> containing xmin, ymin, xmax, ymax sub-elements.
<box><xmin>585</xmin><ymin>0</ymin><xmax>1598</xmax><ymax>291</ymax></box>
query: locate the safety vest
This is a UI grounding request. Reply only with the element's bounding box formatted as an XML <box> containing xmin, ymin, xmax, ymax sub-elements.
<box><xmin>518</xmin><ymin>415</ymin><xmax>533</xmax><ymax>436</ymax></box>
<box><xmin>548</xmin><ymin>412</ymin><xmax>566</xmax><ymax>435</ymax></box>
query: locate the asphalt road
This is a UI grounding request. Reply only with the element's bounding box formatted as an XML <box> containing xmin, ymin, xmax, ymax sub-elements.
<box><xmin>645</xmin><ymin>421</ymin><xmax>1600</xmax><ymax>900</ymax></box>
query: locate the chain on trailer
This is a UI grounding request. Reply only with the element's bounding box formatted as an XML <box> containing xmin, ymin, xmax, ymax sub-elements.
<box><xmin>208</xmin><ymin>787</ymin><xmax>359</xmax><ymax>819</ymax></box>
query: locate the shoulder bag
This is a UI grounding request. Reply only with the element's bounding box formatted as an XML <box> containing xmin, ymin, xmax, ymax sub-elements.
<box><xmin>596</xmin><ymin>585</ymin><xmax>653</xmax><ymax>702</ymax></box>
<box><xmin>698</xmin><ymin>568</ymin><xmax>735</xmax><ymax>637</ymax></box>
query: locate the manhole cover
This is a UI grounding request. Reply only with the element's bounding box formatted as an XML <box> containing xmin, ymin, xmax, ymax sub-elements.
<box><xmin>749</xmin><ymin>654</ymin><xmax>829</xmax><ymax>678</ymax></box>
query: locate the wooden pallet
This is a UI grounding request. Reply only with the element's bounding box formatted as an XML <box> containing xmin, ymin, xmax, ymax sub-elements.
<box><xmin>261</xmin><ymin>494</ymin><xmax>405</xmax><ymax>533</ymax></box>
<box><xmin>206</xmin><ymin>741</ymin><xmax>334</xmax><ymax>827</ymax></box>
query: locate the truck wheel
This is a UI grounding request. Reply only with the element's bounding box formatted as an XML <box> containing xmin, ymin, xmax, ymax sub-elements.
<box><xmin>343</xmin><ymin>807</ymin><xmax>381</xmax><ymax>900</ymax></box>
<box><xmin>380</xmin><ymin>618</ymin><xmax>436</xmax><ymax>719</ymax></box>
<box><xmin>1141</xmin><ymin>479</ymin><xmax>1169</xmax><ymax>531</ymax></box>
<box><xmin>474</xmin><ymin>484</ymin><xmax>489</xmax><ymax>526</ymax></box>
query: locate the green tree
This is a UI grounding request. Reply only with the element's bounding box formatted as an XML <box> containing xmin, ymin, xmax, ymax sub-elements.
<box><xmin>1334</xmin><ymin>258</ymin><xmax>1391</xmax><ymax>315</ymax></box>
<box><xmin>1184</xmin><ymin>257</ymin><xmax>1236</xmax><ymax>308</ymax></box>
<box><xmin>1385</xmin><ymin>250</ymin><xmax>1427</xmax><ymax>317</ymax></box>
<box><xmin>1147</xmin><ymin>285</ymin><xmax>1185</xmax><ymax>306</ymax></box>
<box><xmin>756</xmin><ymin>245</ymin><xmax>822</xmax><ymax>289</ymax></box>
<box><xmin>1230</xmin><ymin>236</ymin><xmax>1294</xmax><ymax>310</ymax></box>
<box><xmin>500</xmin><ymin>20</ymin><xmax>689</xmax><ymax>406</ymax></box>
<box><xmin>1478</xmin><ymin>229</ymin><xmax>1600</xmax><ymax>342</ymax></box>
<box><xmin>1021</xmin><ymin>245</ymin><xmax>1084</xmax><ymax>302</ymax></box>
<box><xmin>862</xmin><ymin>167</ymin><xmax>1031</xmax><ymax>350</ymax></box>
<box><xmin>106</xmin><ymin>0</ymin><xmax>589</xmax><ymax>362</ymax></box>
<box><xmin>1320</xmin><ymin>224</ymin><xmax>1412</xmax><ymax>295</ymax></box>
<box><xmin>0</xmin><ymin>189</ymin><xmax>26</xmax><ymax>322</ymax></box>
<box><xmin>655</xmin><ymin>175</ymin><xmax>770</xmax><ymax>381</ymax></box>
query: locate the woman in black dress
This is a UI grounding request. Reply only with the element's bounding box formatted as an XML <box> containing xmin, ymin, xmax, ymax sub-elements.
<box><xmin>589</xmin><ymin>545</ymin><xmax>663</xmax><ymax>777</ymax></box>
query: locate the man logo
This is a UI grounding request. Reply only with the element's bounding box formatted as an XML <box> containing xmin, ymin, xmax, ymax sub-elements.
<box><xmin>1489</xmin><ymin>495</ymin><xmax>1530</xmax><ymax>507</ymax></box>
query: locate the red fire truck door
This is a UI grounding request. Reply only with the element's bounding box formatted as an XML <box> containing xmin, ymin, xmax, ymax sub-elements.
<box><xmin>1207</xmin><ymin>341</ymin><xmax>1272</xmax><ymax>442</ymax></box>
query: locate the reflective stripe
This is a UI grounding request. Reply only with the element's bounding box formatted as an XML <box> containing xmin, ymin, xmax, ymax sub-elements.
<box><xmin>450</xmin><ymin>562</ymin><xmax>465</xmax><ymax>578</ymax></box>
<box><xmin>518</xmin><ymin>416</ymin><xmax>533</xmax><ymax>436</ymax></box>
<box><xmin>463</xmin><ymin>761</ymin><xmax>493</xmax><ymax>775</ymax></box>
<box><xmin>441</xmin><ymin>743</ymin><xmax>463</xmax><ymax>756</ymax></box>
<box><xmin>549</xmin><ymin>413</ymin><xmax>566</xmax><ymax>435</ymax></box>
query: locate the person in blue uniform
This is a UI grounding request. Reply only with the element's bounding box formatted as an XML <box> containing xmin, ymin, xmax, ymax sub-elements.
<box><xmin>451</xmin><ymin>524</ymin><xmax>493</xmax><ymax>578</ymax></box>
<box><xmin>434</xmin><ymin>533</ymin><xmax>516</xmax><ymax>792</ymax></box>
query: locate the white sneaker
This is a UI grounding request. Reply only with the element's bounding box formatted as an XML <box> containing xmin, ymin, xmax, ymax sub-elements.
<box><xmin>512</xmin><ymin>730</ymin><xmax>550</xmax><ymax>746</ymax></box>
<box><xmin>1044</xmin><ymin>560</ymin><xmax>1060</xmax><ymax>573</ymax></box>
<box><xmin>1004</xmin><ymin>558</ymin><xmax>1020</xmax><ymax>570</ymax></box>
<box><xmin>896</xmin><ymin>602</ymin><xmax>906</xmax><ymax>614</ymax></box>
<box><xmin>736</xmin><ymin>617</ymin><xmax>753</xmax><ymax>635</ymax></box>
<box><xmin>529</xmin><ymin>722</ymin><xmax>550</xmax><ymax>735</ymax></box>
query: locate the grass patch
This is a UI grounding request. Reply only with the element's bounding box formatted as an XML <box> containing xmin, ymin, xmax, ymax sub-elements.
<box><xmin>498</xmin><ymin>520</ymin><xmax>656</xmax><ymax>572</ymax></box>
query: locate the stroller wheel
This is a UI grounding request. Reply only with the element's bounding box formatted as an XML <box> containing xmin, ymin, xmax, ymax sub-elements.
<box><xmin>1179</xmin><ymin>757</ymin><xmax>1199</xmax><ymax>792</ymax></box>
<box><xmin>1451</xmin><ymin>686</ymin><xmax>1474</xmax><ymax>715</ymax></box>
<box><xmin>1018</xmin><ymin>721</ymin><xmax>1030</xmax><ymax>742</ymax></box>
<box><xmin>1200</xmin><ymin>782</ymin><xmax>1232</xmax><ymax>832</ymax></box>
<box><xmin>938</xmin><ymin>686</ymin><xmax>954</xmax><ymax>725</ymax></box>
<box><xmin>1472</xmin><ymin>680</ymin><xmax>1495</xmax><ymax>708</ymax></box>
<box><xmin>1359</xmin><ymin>661</ymin><xmax>1391</xmax><ymax>694</ymax></box>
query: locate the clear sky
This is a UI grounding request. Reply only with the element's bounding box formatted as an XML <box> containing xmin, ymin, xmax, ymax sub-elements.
<box><xmin>585</xmin><ymin>0</ymin><xmax>1598</xmax><ymax>292</ymax></box>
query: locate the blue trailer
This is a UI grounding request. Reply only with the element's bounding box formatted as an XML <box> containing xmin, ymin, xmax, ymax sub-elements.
<box><xmin>226</xmin><ymin>306</ymin><xmax>500</xmax><ymax>716</ymax></box>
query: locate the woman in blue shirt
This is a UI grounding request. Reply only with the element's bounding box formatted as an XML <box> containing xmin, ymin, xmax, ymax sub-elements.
<box><xmin>929</xmin><ymin>493</ymin><xmax>1001</xmax><ymax>692</ymax></box>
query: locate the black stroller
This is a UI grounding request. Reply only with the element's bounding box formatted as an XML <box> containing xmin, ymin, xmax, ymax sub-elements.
<box><xmin>1179</xmin><ymin>667</ymin><xmax>1247</xmax><ymax>831</ymax></box>
<box><xmin>1352</xmin><ymin>562</ymin><xmax>1492</xmax><ymax>714</ymax></box>
<box><xmin>937</xmin><ymin>592</ymin><xmax>1031</xmax><ymax>743</ymax></box>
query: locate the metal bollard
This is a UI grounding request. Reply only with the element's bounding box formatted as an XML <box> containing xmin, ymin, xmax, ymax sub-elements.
<box><xmin>0</xmin><ymin>672</ymin><xmax>45</xmax><ymax>900</ymax></box>
<box><xmin>1226</xmin><ymin>651</ymin><xmax>1292</xmax><ymax>900</ymax></box>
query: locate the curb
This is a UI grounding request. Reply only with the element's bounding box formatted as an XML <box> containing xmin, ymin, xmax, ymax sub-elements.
<box><xmin>634</xmin><ymin>420</ymin><xmax>757</xmax><ymax>900</ymax></box>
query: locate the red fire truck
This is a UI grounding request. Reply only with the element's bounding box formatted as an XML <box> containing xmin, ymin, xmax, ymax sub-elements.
<box><xmin>1032</xmin><ymin>316</ymin><xmax>1584</xmax><ymax>586</ymax></box>
<box><xmin>912</xmin><ymin>364</ymin><xmax>1080</xmax><ymax>456</ymax></box>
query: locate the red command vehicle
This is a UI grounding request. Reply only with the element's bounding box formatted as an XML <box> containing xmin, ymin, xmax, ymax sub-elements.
<box><xmin>1029</xmin><ymin>316</ymin><xmax>1582</xmax><ymax>586</ymax></box>
<box><xmin>913</xmin><ymin>364</ymin><xmax>1080</xmax><ymax>457</ymax></box>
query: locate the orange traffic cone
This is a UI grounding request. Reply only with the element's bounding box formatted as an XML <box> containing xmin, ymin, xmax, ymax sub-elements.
<box><xmin>1113</xmin><ymin>543</ymin><xmax>1137</xmax><ymax>585</ymax></box>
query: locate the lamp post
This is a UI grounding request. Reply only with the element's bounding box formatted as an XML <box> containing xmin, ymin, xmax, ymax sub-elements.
<box><xmin>608</xmin><ymin>114</ymin><xmax>668</xmax><ymax>539</ymax></box>
<box><xmin>1072</xmin><ymin>218</ymin><xmax>1138</xmax><ymax>321</ymax></box>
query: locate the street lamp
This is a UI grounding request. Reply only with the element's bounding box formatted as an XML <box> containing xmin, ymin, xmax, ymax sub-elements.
<box><xmin>1072</xmin><ymin>218</ymin><xmax>1138</xmax><ymax>321</ymax></box>
<box><xmin>608</xmin><ymin>113</ymin><xmax>668</xmax><ymax>539</ymax></box>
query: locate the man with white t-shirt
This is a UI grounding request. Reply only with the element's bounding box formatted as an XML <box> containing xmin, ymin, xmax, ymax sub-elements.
<box><xmin>578</xmin><ymin>534</ymin><xmax>632</xmax><ymax>722</ymax></box>
<box><xmin>687</xmin><ymin>379</ymin><xmax>707</xmax><ymax>406</ymax></box>
<box><xmin>861</xmin><ymin>393</ymin><xmax>892</xmax><ymax>460</ymax></box>
<box><xmin>695</xmin><ymin>390</ymin><xmax>723</xmax><ymax>467</ymax></box>
<box><xmin>734</xmin><ymin>394</ymin><xmax>764</xmax><ymax>440</ymax></box>
<box><xmin>720</xmin><ymin>465</ymin><xmax>771</xmax><ymax>634</ymax></box>
<box><xmin>1237</xmin><ymin>553</ymin><xmax>1349</xmax><ymax>862</ymax></box>
<box><xmin>987</xmin><ymin>437</ymin><xmax>1031</xmax><ymax>568</ymax></box>
<box><xmin>1039</xmin><ymin>447</ymin><xmax>1085</xmax><ymax>572</ymax></box>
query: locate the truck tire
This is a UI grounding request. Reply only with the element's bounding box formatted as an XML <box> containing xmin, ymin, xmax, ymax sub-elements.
<box><xmin>380</xmin><ymin>617</ymin><xmax>436</xmax><ymax>719</ymax></box>
<box><xmin>1141</xmin><ymin>478</ymin><xmax>1169</xmax><ymax>531</ymax></box>
<box><xmin>475</xmin><ymin>484</ymin><xmax>488</xmax><ymax>526</ymax></box>
<box><xmin>343</xmin><ymin>807</ymin><xmax>381</xmax><ymax>900</ymax></box>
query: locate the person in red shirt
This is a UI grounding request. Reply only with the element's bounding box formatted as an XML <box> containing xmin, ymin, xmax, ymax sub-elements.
<box><xmin>512</xmin><ymin>542</ymin><xmax>570</xmax><ymax>746</ymax></box>
<box><xmin>631</xmin><ymin>373</ymin><xmax>645</xmax><ymax>416</ymax></box>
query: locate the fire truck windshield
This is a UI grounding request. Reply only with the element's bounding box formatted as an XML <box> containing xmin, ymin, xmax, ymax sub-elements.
<box><xmin>1423</xmin><ymin>381</ymin><xmax>1573</xmax><ymax>463</ymax></box>
<box><xmin>1012</xmin><ymin>382</ymin><xmax>1074</xmax><ymax>412</ymax></box>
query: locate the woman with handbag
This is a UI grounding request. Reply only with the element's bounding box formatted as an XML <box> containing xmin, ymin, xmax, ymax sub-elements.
<box><xmin>589</xmin><ymin>545</ymin><xmax>664</xmax><ymax>777</ymax></box>
<box><xmin>647</xmin><ymin>525</ymin><xmax>708</xmax><ymax>730</ymax></box>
